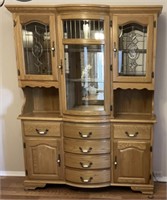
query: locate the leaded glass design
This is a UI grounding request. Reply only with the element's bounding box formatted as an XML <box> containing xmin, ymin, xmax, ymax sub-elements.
<box><xmin>63</xmin><ymin>20</ymin><xmax>104</xmax><ymax>39</ymax></box>
<box><xmin>118</xmin><ymin>23</ymin><xmax>147</xmax><ymax>76</ymax></box>
<box><xmin>22</xmin><ymin>21</ymin><xmax>52</xmax><ymax>75</ymax></box>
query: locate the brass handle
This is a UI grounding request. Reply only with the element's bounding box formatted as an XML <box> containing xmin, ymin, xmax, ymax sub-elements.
<box><xmin>80</xmin><ymin>177</ymin><xmax>93</xmax><ymax>183</ymax></box>
<box><xmin>79</xmin><ymin>147</ymin><xmax>92</xmax><ymax>154</ymax></box>
<box><xmin>79</xmin><ymin>132</ymin><xmax>92</xmax><ymax>138</ymax></box>
<box><xmin>80</xmin><ymin>162</ymin><xmax>92</xmax><ymax>168</ymax></box>
<box><xmin>51</xmin><ymin>41</ymin><xmax>55</xmax><ymax>57</ymax></box>
<box><xmin>35</xmin><ymin>129</ymin><xmax>48</xmax><ymax>135</ymax></box>
<box><xmin>125</xmin><ymin>131</ymin><xmax>139</xmax><ymax>138</ymax></box>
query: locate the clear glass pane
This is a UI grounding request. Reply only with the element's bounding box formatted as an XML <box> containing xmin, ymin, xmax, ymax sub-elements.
<box><xmin>118</xmin><ymin>23</ymin><xmax>147</xmax><ymax>76</ymax></box>
<box><xmin>22</xmin><ymin>21</ymin><xmax>52</xmax><ymax>75</ymax></box>
<box><xmin>65</xmin><ymin>44</ymin><xmax>104</xmax><ymax>111</ymax></box>
<box><xmin>63</xmin><ymin>19</ymin><xmax>104</xmax><ymax>39</ymax></box>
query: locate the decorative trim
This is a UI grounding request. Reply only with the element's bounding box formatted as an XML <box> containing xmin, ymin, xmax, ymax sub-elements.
<box><xmin>0</xmin><ymin>171</ymin><xmax>25</xmax><ymax>176</ymax></box>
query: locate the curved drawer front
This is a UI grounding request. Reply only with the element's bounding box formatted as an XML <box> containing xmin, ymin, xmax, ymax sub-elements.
<box><xmin>66</xmin><ymin>168</ymin><xmax>110</xmax><ymax>184</ymax></box>
<box><xmin>64</xmin><ymin>138</ymin><xmax>110</xmax><ymax>154</ymax></box>
<box><xmin>23</xmin><ymin>121</ymin><xmax>61</xmax><ymax>137</ymax></box>
<box><xmin>65</xmin><ymin>153</ymin><xmax>110</xmax><ymax>169</ymax></box>
<box><xmin>63</xmin><ymin>123</ymin><xmax>110</xmax><ymax>139</ymax></box>
<box><xmin>113</xmin><ymin>124</ymin><xmax>151</xmax><ymax>140</ymax></box>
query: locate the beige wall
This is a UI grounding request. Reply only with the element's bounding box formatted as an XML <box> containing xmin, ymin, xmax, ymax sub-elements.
<box><xmin>0</xmin><ymin>0</ymin><xmax>167</xmax><ymax>179</ymax></box>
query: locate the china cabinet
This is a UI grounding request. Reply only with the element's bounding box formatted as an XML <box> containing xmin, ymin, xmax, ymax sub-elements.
<box><xmin>6</xmin><ymin>4</ymin><xmax>162</xmax><ymax>195</ymax></box>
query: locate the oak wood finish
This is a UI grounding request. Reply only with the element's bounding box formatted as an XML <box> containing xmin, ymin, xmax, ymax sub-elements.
<box><xmin>6</xmin><ymin>4</ymin><xmax>162</xmax><ymax>195</ymax></box>
<box><xmin>0</xmin><ymin>176</ymin><xmax>166</xmax><ymax>199</ymax></box>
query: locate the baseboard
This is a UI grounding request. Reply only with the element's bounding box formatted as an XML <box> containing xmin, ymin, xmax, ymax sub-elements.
<box><xmin>154</xmin><ymin>176</ymin><xmax>167</xmax><ymax>182</ymax></box>
<box><xmin>0</xmin><ymin>171</ymin><xmax>25</xmax><ymax>176</ymax></box>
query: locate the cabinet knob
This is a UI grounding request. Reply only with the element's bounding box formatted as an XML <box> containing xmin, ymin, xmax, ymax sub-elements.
<box><xmin>113</xmin><ymin>42</ymin><xmax>117</xmax><ymax>57</ymax></box>
<box><xmin>58</xmin><ymin>65</ymin><xmax>62</xmax><ymax>69</ymax></box>
<box><xmin>113</xmin><ymin>48</ymin><xmax>117</xmax><ymax>52</ymax></box>
<box><xmin>51</xmin><ymin>41</ymin><xmax>55</xmax><ymax>57</ymax></box>
<box><xmin>114</xmin><ymin>156</ymin><xmax>117</xmax><ymax>169</ymax></box>
<box><xmin>57</xmin><ymin>154</ymin><xmax>61</xmax><ymax>166</ymax></box>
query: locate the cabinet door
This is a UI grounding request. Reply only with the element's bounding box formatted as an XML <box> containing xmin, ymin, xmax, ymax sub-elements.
<box><xmin>25</xmin><ymin>138</ymin><xmax>63</xmax><ymax>180</ymax></box>
<box><xmin>113</xmin><ymin>141</ymin><xmax>151</xmax><ymax>184</ymax></box>
<box><xmin>57</xmin><ymin>14</ymin><xmax>110</xmax><ymax>116</ymax></box>
<box><xmin>14</xmin><ymin>14</ymin><xmax>57</xmax><ymax>81</ymax></box>
<box><xmin>113</xmin><ymin>15</ymin><xmax>154</xmax><ymax>83</ymax></box>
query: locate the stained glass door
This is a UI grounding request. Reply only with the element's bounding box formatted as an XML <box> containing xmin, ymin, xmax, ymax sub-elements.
<box><xmin>113</xmin><ymin>15</ymin><xmax>154</xmax><ymax>83</ymax></box>
<box><xmin>18</xmin><ymin>15</ymin><xmax>57</xmax><ymax>80</ymax></box>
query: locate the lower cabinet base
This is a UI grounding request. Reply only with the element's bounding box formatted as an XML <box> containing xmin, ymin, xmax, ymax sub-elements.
<box><xmin>24</xmin><ymin>179</ymin><xmax>154</xmax><ymax>195</ymax></box>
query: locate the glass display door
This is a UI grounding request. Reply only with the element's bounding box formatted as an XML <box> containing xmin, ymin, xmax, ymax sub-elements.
<box><xmin>113</xmin><ymin>15</ymin><xmax>154</xmax><ymax>82</ymax></box>
<box><xmin>18</xmin><ymin>14</ymin><xmax>57</xmax><ymax>80</ymax></box>
<box><xmin>59</xmin><ymin>17</ymin><xmax>110</xmax><ymax>115</ymax></box>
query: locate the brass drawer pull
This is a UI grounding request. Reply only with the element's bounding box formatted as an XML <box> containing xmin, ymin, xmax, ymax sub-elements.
<box><xmin>80</xmin><ymin>162</ymin><xmax>92</xmax><ymax>168</ymax></box>
<box><xmin>79</xmin><ymin>147</ymin><xmax>92</xmax><ymax>153</ymax></box>
<box><xmin>35</xmin><ymin>129</ymin><xmax>48</xmax><ymax>135</ymax></box>
<box><xmin>125</xmin><ymin>131</ymin><xmax>139</xmax><ymax>138</ymax></box>
<box><xmin>79</xmin><ymin>132</ymin><xmax>92</xmax><ymax>138</ymax></box>
<box><xmin>80</xmin><ymin>177</ymin><xmax>93</xmax><ymax>183</ymax></box>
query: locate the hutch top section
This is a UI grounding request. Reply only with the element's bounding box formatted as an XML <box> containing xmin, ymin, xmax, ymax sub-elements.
<box><xmin>6</xmin><ymin>5</ymin><xmax>162</xmax><ymax>14</ymax></box>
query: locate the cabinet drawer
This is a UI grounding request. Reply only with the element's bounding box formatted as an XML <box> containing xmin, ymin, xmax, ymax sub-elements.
<box><xmin>63</xmin><ymin>123</ymin><xmax>110</xmax><ymax>139</ymax></box>
<box><xmin>64</xmin><ymin>138</ymin><xmax>110</xmax><ymax>154</ymax></box>
<box><xmin>23</xmin><ymin>121</ymin><xmax>61</xmax><ymax>137</ymax></box>
<box><xmin>66</xmin><ymin>168</ymin><xmax>110</xmax><ymax>184</ymax></box>
<box><xmin>113</xmin><ymin>124</ymin><xmax>151</xmax><ymax>139</ymax></box>
<box><xmin>65</xmin><ymin>153</ymin><xmax>110</xmax><ymax>169</ymax></box>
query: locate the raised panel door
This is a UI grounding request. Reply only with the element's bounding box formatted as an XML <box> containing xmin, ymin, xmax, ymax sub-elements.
<box><xmin>25</xmin><ymin>138</ymin><xmax>63</xmax><ymax>180</ymax></box>
<box><xmin>113</xmin><ymin>140</ymin><xmax>150</xmax><ymax>184</ymax></box>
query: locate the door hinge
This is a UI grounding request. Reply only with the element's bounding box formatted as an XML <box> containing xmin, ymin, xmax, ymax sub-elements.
<box><xmin>17</xmin><ymin>69</ymin><xmax>20</xmax><ymax>76</ymax></box>
<box><xmin>23</xmin><ymin>143</ymin><xmax>26</xmax><ymax>148</ymax></box>
<box><xmin>13</xmin><ymin>20</ymin><xmax>16</xmax><ymax>27</ymax></box>
<box><xmin>110</xmin><ymin>64</ymin><xmax>112</xmax><ymax>71</ymax></box>
<box><xmin>154</xmin><ymin>21</ymin><xmax>156</xmax><ymax>28</ymax></box>
<box><xmin>150</xmin><ymin>146</ymin><xmax>153</xmax><ymax>152</ymax></box>
<box><xmin>110</xmin><ymin>21</ymin><xmax>112</xmax><ymax>27</ymax></box>
<box><xmin>25</xmin><ymin>170</ymin><xmax>28</xmax><ymax>176</ymax></box>
<box><xmin>152</xmin><ymin>72</ymin><xmax>154</xmax><ymax>78</ymax></box>
<box><xmin>110</xmin><ymin>105</ymin><xmax>113</xmax><ymax>111</ymax></box>
<box><xmin>150</xmin><ymin>174</ymin><xmax>152</xmax><ymax>180</ymax></box>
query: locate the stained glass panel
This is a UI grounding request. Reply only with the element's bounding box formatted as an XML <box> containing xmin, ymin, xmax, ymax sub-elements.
<box><xmin>22</xmin><ymin>21</ymin><xmax>52</xmax><ymax>75</ymax></box>
<box><xmin>118</xmin><ymin>23</ymin><xmax>147</xmax><ymax>76</ymax></box>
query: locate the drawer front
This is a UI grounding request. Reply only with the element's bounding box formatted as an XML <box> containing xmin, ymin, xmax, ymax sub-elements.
<box><xmin>66</xmin><ymin>168</ymin><xmax>110</xmax><ymax>184</ymax></box>
<box><xmin>23</xmin><ymin>121</ymin><xmax>61</xmax><ymax>137</ymax></box>
<box><xmin>64</xmin><ymin>138</ymin><xmax>110</xmax><ymax>154</ymax></box>
<box><xmin>63</xmin><ymin>123</ymin><xmax>110</xmax><ymax>139</ymax></box>
<box><xmin>65</xmin><ymin>153</ymin><xmax>110</xmax><ymax>169</ymax></box>
<box><xmin>113</xmin><ymin>124</ymin><xmax>151</xmax><ymax>139</ymax></box>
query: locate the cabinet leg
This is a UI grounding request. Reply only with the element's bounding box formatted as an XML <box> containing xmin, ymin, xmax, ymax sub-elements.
<box><xmin>24</xmin><ymin>180</ymin><xmax>47</xmax><ymax>190</ymax></box>
<box><xmin>131</xmin><ymin>185</ymin><xmax>154</xmax><ymax>195</ymax></box>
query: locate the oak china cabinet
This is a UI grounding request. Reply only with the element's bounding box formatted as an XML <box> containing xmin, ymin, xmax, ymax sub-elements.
<box><xmin>6</xmin><ymin>4</ymin><xmax>162</xmax><ymax>195</ymax></box>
